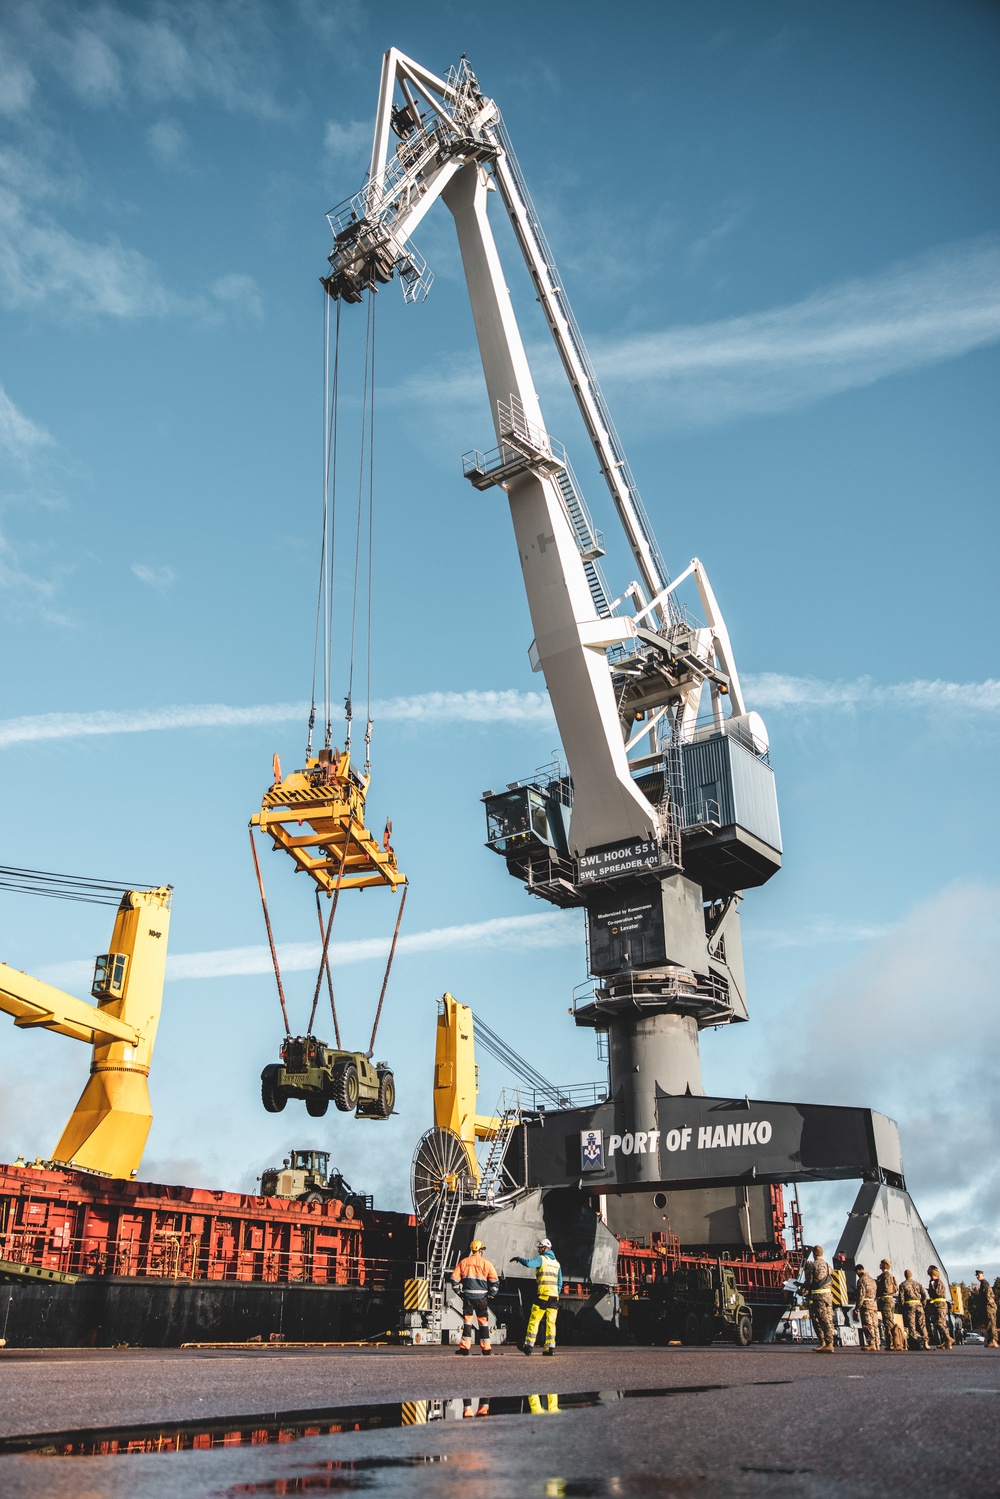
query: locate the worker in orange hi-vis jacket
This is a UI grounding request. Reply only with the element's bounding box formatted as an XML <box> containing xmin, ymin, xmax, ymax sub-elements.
<box><xmin>451</xmin><ymin>1239</ymin><xmax>500</xmax><ymax>1355</ymax></box>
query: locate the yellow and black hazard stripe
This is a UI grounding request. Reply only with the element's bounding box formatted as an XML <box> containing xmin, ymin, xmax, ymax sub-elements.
<box><xmin>404</xmin><ymin>1278</ymin><xmax>430</xmax><ymax>1311</ymax></box>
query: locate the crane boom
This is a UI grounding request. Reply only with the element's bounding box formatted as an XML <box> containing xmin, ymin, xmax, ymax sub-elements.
<box><xmin>324</xmin><ymin>49</ymin><xmax>782</xmax><ymax>1154</ymax></box>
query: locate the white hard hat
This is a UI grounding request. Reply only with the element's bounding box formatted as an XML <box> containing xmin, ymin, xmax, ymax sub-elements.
<box><xmin>538</xmin><ymin>1237</ymin><xmax>552</xmax><ymax>1250</ymax></box>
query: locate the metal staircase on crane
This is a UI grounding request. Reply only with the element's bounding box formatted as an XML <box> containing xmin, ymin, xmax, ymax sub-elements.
<box><xmin>476</xmin><ymin>1093</ymin><xmax>523</xmax><ymax>1205</ymax></box>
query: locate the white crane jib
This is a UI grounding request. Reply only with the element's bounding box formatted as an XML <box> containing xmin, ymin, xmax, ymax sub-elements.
<box><xmin>326</xmin><ymin>50</ymin><xmax>745</xmax><ymax>854</ymax></box>
<box><xmin>325</xmin><ymin>50</ymin><xmax>782</xmax><ymax>1112</ymax></box>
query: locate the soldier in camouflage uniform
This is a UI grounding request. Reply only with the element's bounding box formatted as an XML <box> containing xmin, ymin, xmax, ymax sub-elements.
<box><xmin>900</xmin><ymin>1269</ymin><xmax>928</xmax><ymax>1348</ymax></box>
<box><xmin>854</xmin><ymin>1263</ymin><xmax>881</xmax><ymax>1352</ymax></box>
<box><xmin>803</xmin><ymin>1244</ymin><xmax>836</xmax><ymax>1353</ymax></box>
<box><xmin>876</xmin><ymin>1259</ymin><xmax>902</xmax><ymax>1351</ymax></box>
<box><xmin>975</xmin><ymin>1271</ymin><xmax>998</xmax><ymax>1347</ymax></box>
<box><xmin>925</xmin><ymin>1266</ymin><xmax>953</xmax><ymax>1350</ymax></box>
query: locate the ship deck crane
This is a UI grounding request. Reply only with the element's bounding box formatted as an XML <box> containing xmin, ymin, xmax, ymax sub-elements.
<box><xmin>323</xmin><ymin>51</ymin><xmax>782</xmax><ymax>1208</ymax></box>
<box><xmin>0</xmin><ymin>872</ymin><xmax>171</xmax><ymax>1180</ymax></box>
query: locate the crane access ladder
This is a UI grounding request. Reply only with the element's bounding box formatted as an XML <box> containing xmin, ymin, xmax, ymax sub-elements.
<box><xmin>401</xmin><ymin>1108</ymin><xmax>524</xmax><ymax>1346</ymax></box>
<box><xmin>401</xmin><ymin>1184</ymin><xmax>470</xmax><ymax>1347</ymax></box>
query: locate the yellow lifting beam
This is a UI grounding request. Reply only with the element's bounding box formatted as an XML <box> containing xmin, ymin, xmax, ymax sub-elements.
<box><xmin>252</xmin><ymin>749</ymin><xmax>405</xmax><ymax>895</ymax></box>
<box><xmin>0</xmin><ymin>887</ymin><xmax>171</xmax><ymax>1180</ymax></box>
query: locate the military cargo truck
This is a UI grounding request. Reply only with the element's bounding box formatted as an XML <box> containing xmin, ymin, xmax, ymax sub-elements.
<box><xmin>261</xmin><ymin>1035</ymin><xmax>395</xmax><ymax>1119</ymax></box>
<box><xmin>638</xmin><ymin>1260</ymin><xmax>753</xmax><ymax>1345</ymax></box>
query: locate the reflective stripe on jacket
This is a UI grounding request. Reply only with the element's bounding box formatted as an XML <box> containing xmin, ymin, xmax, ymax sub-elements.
<box><xmin>520</xmin><ymin>1250</ymin><xmax>563</xmax><ymax>1300</ymax></box>
<box><xmin>804</xmin><ymin>1258</ymin><xmax>832</xmax><ymax>1296</ymax></box>
<box><xmin>451</xmin><ymin>1251</ymin><xmax>499</xmax><ymax>1298</ymax></box>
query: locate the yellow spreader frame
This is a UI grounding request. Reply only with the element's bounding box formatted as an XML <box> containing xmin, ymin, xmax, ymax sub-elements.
<box><xmin>252</xmin><ymin>750</ymin><xmax>405</xmax><ymax>894</ymax></box>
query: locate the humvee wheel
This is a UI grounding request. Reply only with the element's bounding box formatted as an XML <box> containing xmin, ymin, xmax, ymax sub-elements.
<box><xmin>334</xmin><ymin>1061</ymin><xmax>360</xmax><ymax>1112</ymax></box>
<box><xmin>261</xmin><ymin>1065</ymin><xmax>286</xmax><ymax>1113</ymax></box>
<box><xmin>699</xmin><ymin>1314</ymin><xmax>715</xmax><ymax>1345</ymax></box>
<box><xmin>681</xmin><ymin>1311</ymin><xmax>700</xmax><ymax>1346</ymax></box>
<box><xmin>735</xmin><ymin>1310</ymin><xmax>752</xmax><ymax>1346</ymax></box>
<box><xmin>306</xmin><ymin>1094</ymin><xmax>329</xmax><ymax>1117</ymax></box>
<box><xmin>376</xmin><ymin>1069</ymin><xmax>396</xmax><ymax>1118</ymax></box>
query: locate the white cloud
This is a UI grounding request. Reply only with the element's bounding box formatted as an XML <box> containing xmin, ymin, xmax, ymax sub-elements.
<box><xmin>0</xmin><ymin>50</ymin><xmax>35</xmax><ymax>116</ymax></box>
<box><xmin>4</xmin><ymin>2</ymin><xmax>292</xmax><ymax>121</ymax></box>
<box><xmin>68</xmin><ymin>27</ymin><xmax>123</xmax><ymax>104</ymax></box>
<box><xmin>0</xmin><ymin>387</ymin><xmax>53</xmax><ymax>463</ymax></box>
<box><xmin>0</xmin><ymin>689</ymin><xmax>555</xmax><ymax>749</ymax></box>
<box><xmin>751</xmin><ymin>918</ymin><xmax>896</xmax><ymax>949</ymax></box>
<box><xmin>745</xmin><ymin>672</ymin><xmax>1000</xmax><ymax>715</ymax></box>
<box><xmin>758</xmin><ymin>882</ymin><xmax>1000</xmax><ymax>1275</ymax></box>
<box><xmin>0</xmin><ymin>530</ymin><xmax>70</xmax><ymax>623</ymax></box>
<box><xmin>131</xmin><ymin>562</ymin><xmax>176</xmax><ymax>589</ymax></box>
<box><xmin>0</xmin><ymin>178</ymin><xmax>266</xmax><ymax>323</ymax></box>
<box><xmin>324</xmin><ymin>118</ymin><xmax>371</xmax><ymax>163</ymax></box>
<box><xmin>594</xmin><ymin>236</ymin><xmax>1000</xmax><ymax>424</ymax></box>
<box><xmin>146</xmin><ymin>118</ymin><xmax>186</xmax><ymax>167</ymax></box>
<box><xmin>0</xmin><ymin>181</ymin><xmax>175</xmax><ymax>318</ymax></box>
<box><xmin>209</xmin><ymin>272</ymin><xmax>263</xmax><ymax>320</ymax></box>
<box><xmin>38</xmin><ymin>910</ymin><xmax>580</xmax><ymax>989</ymax></box>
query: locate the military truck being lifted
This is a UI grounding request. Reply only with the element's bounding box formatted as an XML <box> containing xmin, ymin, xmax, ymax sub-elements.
<box><xmin>259</xmin><ymin>1149</ymin><xmax>374</xmax><ymax>1211</ymax></box>
<box><xmin>261</xmin><ymin>1035</ymin><xmax>395</xmax><ymax>1119</ymax></box>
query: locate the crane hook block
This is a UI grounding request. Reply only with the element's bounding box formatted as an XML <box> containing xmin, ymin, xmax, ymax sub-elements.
<box><xmin>252</xmin><ymin>750</ymin><xmax>405</xmax><ymax>895</ymax></box>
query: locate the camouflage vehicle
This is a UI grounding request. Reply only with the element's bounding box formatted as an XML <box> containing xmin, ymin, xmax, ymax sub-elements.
<box><xmin>259</xmin><ymin>1149</ymin><xmax>373</xmax><ymax>1211</ymax></box>
<box><xmin>644</xmin><ymin>1261</ymin><xmax>753</xmax><ymax>1346</ymax></box>
<box><xmin>261</xmin><ymin>1035</ymin><xmax>395</xmax><ymax>1119</ymax></box>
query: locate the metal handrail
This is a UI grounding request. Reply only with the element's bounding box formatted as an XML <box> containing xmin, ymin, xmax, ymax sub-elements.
<box><xmin>0</xmin><ymin>1228</ymin><xmax>412</xmax><ymax>1290</ymax></box>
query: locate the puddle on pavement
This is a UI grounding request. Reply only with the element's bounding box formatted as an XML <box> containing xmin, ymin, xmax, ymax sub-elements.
<box><xmin>0</xmin><ymin>1381</ymin><xmax>792</xmax><ymax>1458</ymax></box>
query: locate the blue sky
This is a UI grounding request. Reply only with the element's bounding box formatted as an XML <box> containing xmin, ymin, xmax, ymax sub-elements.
<box><xmin>0</xmin><ymin>1</ymin><xmax>997</xmax><ymax>1278</ymax></box>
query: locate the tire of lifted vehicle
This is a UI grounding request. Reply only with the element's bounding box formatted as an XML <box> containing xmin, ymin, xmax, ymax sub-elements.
<box><xmin>735</xmin><ymin>1310</ymin><xmax>752</xmax><ymax>1346</ymax></box>
<box><xmin>306</xmin><ymin>1094</ymin><xmax>329</xmax><ymax>1117</ymax></box>
<box><xmin>334</xmin><ymin>1062</ymin><xmax>360</xmax><ymax>1112</ymax></box>
<box><xmin>261</xmin><ymin>1065</ymin><xmax>286</xmax><ymax>1113</ymax></box>
<box><xmin>377</xmin><ymin>1069</ymin><xmax>395</xmax><ymax>1118</ymax></box>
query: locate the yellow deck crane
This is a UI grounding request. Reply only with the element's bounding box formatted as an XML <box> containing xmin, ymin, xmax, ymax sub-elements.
<box><xmin>0</xmin><ymin>871</ymin><xmax>171</xmax><ymax>1180</ymax></box>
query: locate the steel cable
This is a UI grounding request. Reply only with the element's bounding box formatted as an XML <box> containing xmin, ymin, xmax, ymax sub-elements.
<box><xmin>0</xmin><ymin>864</ymin><xmax>152</xmax><ymax>907</ymax></box>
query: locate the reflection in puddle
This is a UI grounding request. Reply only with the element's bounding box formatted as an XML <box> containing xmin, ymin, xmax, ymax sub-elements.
<box><xmin>228</xmin><ymin>1452</ymin><xmax>486</xmax><ymax>1495</ymax></box>
<box><xmin>0</xmin><ymin>1382</ymin><xmax>788</xmax><ymax>1458</ymax></box>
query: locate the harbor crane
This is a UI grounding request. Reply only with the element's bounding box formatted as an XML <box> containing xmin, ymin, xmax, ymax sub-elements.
<box><xmin>324</xmin><ymin>50</ymin><xmax>779</xmax><ymax>1211</ymax></box>
<box><xmin>324</xmin><ymin>49</ymin><xmax>945</xmax><ymax>1283</ymax></box>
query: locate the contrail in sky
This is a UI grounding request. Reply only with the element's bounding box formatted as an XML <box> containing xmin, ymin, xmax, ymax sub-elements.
<box><xmin>1</xmin><ymin>676</ymin><xmax>997</xmax><ymax>751</ymax></box>
<box><xmin>37</xmin><ymin>910</ymin><xmax>580</xmax><ymax>989</ymax></box>
<box><xmin>593</xmin><ymin>235</ymin><xmax>1000</xmax><ymax>424</ymax></box>
<box><xmin>0</xmin><ymin>690</ymin><xmax>555</xmax><ymax>748</ymax></box>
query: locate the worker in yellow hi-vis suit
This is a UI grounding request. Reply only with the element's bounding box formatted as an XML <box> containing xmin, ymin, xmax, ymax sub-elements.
<box><xmin>512</xmin><ymin>1237</ymin><xmax>562</xmax><ymax>1356</ymax></box>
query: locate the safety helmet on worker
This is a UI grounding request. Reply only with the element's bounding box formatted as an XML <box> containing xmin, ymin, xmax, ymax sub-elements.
<box><xmin>470</xmin><ymin>1239</ymin><xmax>486</xmax><ymax>1253</ymax></box>
<box><xmin>538</xmin><ymin>1237</ymin><xmax>552</xmax><ymax>1250</ymax></box>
